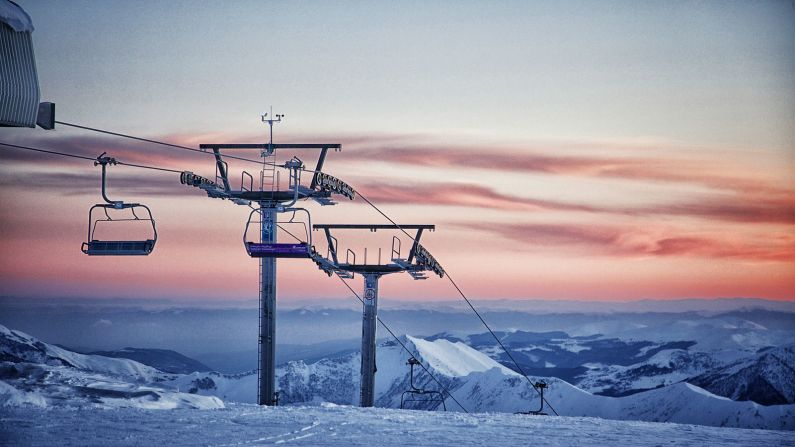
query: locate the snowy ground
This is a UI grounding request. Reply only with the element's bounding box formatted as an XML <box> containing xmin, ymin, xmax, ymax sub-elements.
<box><xmin>2</xmin><ymin>403</ymin><xmax>794</xmax><ymax>446</ymax></box>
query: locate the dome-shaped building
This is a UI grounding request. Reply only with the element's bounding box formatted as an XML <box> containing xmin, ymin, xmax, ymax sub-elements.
<box><xmin>0</xmin><ymin>0</ymin><xmax>53</xmax><ymax>129</ymax></box>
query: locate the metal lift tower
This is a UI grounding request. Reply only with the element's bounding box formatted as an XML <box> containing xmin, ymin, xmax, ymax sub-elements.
<box><xmin>184</xmin><ymin>114</ymin><xmax>350</xmax><ymax>406</ymax></box>
<box><xmin>311</xmin><ymin>224</ymin><xmax>445</xmax><ymax>407</ymax></box>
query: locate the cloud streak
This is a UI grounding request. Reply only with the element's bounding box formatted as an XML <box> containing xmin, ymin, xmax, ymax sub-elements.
<box><xmin>354</xmin><ymin>180</ymin><xmax>795</xmax><ymax>225</ymax></box>
<box><xmin>457</xmin><ymin>222</ymin><xmax>795</xmax><ymax>262</ymax></box>
<box><xmin>0</xmin><ymin>133</ymin><xmax>233</xmax><ymax>174</ymax></box>
<box><xmin>356</xmin><ymin>182</ymin><xmax>600</xmax><ymax>213</ymax></box>
<box><xmin>0</xmin><ymin>171</ymin><xmax>195</xmax><ymax>198</ymax></box>
<box><xmin>340</xmin><ymin>143</ymin><xmax>792</xmax><ymax>197</ymax></box>
<box><xmin>3</xmin><ymin>131</ymin><xmax>793</xmax><ymax>225</ymax></box>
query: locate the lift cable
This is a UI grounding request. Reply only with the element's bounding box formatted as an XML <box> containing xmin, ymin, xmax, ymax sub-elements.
<box><xmin>353</xmin><ymin>190</ymin><xmax>560</xmax><ymax>416</ymax></box>
<box><xmin>54</xmin><ymin>121</ymin><xmax>279</xmax><ymax>168</ymax></box>
<box><xmin>0</xmin><ymin>141</ymin><xmax>184</xmax><ymax>174</ymax></box>
<box><xmin>335</xmin><ymin>275</ymin><xmax>470</xmax><ymax>413</ymax></box>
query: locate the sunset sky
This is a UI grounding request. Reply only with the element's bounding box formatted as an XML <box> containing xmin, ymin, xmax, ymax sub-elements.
<box><xmin>1</xmin><ymin>0</ymin><xmax>793</xmax><ymax>302</ymax></box>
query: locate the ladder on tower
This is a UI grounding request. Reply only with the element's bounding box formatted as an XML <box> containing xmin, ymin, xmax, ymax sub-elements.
<box><xmin>260</xmin><ymin>152</ymin><xmax>278</xmax><ymax>193</ymax></box>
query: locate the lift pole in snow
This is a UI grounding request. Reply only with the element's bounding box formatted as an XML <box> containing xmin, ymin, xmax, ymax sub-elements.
<box><xmin>311</xmin><ymin>224</ymin><xmax>443</xmax><ymax>407</ymax></box>
<box><xmin>192</xmin><ymin>114</ymin><xmax>345</xmax><ymax>406</ymax></box>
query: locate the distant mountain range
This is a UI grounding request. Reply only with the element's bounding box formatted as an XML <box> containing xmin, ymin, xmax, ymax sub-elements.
<box><xmin>171</xmin><ymin>335</ymin><xmax>795</xmax><ymax>430</ymax></box>
<box><xmin>88</xmin><ymin>348</ymin><xmax>212</xmax><ymax>374</ymax></box>
<box><xmin>689</xmin><ymin>344</ymin><xmax>795</xmax><ymax>405</ymax></box>
<box><xmin>3</xmin><ymin>298</ymin><xmax>794</xmax><ymax>357</ymax></box>
<box><xmin>3</xmin><ymin>323</ymin><xmax>794</xmax><ymax>430</ymax></box>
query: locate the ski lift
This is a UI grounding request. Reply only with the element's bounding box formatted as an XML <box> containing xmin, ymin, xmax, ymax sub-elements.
<box><xmin>400</xmin><ymin>357</ymin><xmax>446</xmax><ymax>411</ymax></box>
<box><xmin>516</xmin><ymin>381</ymin><xmax>549</xmax><ymax>416</ymax></box>
<box><xmin>243</xmin><ymin>207</ymin><xmax>313</xmax><ymax>258</ymax></box>
<box><xmin>81</xmin><ymin>154</ymin><xmax>157</xmax><ymax>256</ymax></box>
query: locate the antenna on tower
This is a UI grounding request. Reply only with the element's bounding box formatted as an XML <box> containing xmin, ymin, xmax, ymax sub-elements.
<box><xmin>261</xmin><ymin>106</ymin><xmax>284</xmax><ymax>157</ymax></box>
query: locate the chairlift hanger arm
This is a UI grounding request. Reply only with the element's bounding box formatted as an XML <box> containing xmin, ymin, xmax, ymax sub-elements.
<box><xmin>407</xmin><ymin>228</ymin><xmax>424</xmax><ymax>264</ymax></box>
<box><xmin>212</xmin><ymin>149</ymin><xmax>232</xmax><ymax>192</ymax></box>
<box><xmin>310</xmin><ymin>147</ymin><xmax>328</xmax><ymax>190</ymax></box>
<box><xmin>93</xmin><ymin>153</ymin><xmax>125</xmax><ymax>207</ymax></box>
<box><xmin>323</xmin><ymin>228</ymin><xmax>339</xmax><ymax>264</ymax></box>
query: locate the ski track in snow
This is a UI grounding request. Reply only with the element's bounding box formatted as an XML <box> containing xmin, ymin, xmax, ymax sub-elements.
<box><xmin>2</xmin><ymin>403</ymin><xmax>794</xmax><ymax>447</ymax></box>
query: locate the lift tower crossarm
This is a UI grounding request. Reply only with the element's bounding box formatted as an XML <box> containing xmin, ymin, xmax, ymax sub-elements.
<box><xmin>199</xmin><ymin>143</ymin><xmax>341</xmax><ymax>150</ymax></box>
<box><xmin>197</xmin><ymin>143</ymin><xmax>341</xmax><ymax>201</ymax></box>
<box><xmin>313</xmin><ymin>224</ymin><xmax>435</xmax><ymax>230</ymax></box>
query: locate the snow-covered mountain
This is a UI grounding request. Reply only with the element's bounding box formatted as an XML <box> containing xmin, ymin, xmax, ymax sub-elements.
<box><xmin>3</xmin><ymin>324</ymin><xmax>794</xmax><ymax>430</ymax></box>
<box><xmin>172</xmin><ymin>335</ymin><xmax>795</xmax><ymax>430</ymax></box>
<box><xmin>577</xmin><ymin>348</ymin><xmax>719</xmax><ymax>396</ymax></box>
<box><xmin>688</xmin><ymin>344</ymin><xmax>795</xmax><ymax>405</ymax></box>
<box><xmin>0</xmin><ymin>325</ymin><xmax>223</xmax><ymax>410</ymax></box>
<box><xmin>87</xmin><ymin>347</ymin><xmax>212</xmax><ymax>374</ymax></box>
<box><xmin>5</xmin><ymin>402</ymin><xmax>793</xmax><ymax>446</ymax></box>
<box><xmin>427</xmin><ymin>330</ymin><xmax>724</xmax><ymax>396</ymax></box>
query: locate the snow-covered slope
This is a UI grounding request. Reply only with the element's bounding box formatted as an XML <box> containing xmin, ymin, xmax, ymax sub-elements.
<box><xmin>0</xmin><ymin>325</ymin><xmax>223</xmax><ymax>410</ymax></box>
<box><xmin>4</xmin><ymin>403</ymin><xmax>793</xmax><ymax>447</ymax></box>
<box><xmin>688</xmin><ymin>344</ymin><xmax>795</xmax><ymax>405</ymax></box>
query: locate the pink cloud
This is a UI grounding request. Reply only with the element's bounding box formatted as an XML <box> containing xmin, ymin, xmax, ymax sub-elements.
<box><xmin>339</xmin><ymin>144</ymin><xmax>792</xmax><ymax>197</ymax></box>
<box><xmin>353</xmin><ymin>180</ymin><xmax>795</xmax><ymax>225</ymax></box>
<box><xmin>456</xmin><ymin>222</ymin><xmax>795</xmax><ymax>262</ymax></box>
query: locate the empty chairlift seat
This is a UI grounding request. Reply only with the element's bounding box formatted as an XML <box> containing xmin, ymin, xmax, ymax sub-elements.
<box><xmin>81</xmin><ymin>154</ymin><xmax>158</xmax><ymax>257</ymax></box>
<box><xmin>82</xmin><ymin>203</ymin><xmax>158</xmax><ymax>257</ymax></box>
<box><xmin>82</xmin><ymin>239</ymin><xmax>156</xmax><ymax>256</ymax></box>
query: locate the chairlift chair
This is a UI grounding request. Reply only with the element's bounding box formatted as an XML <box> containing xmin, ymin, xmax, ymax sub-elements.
<box><xmin>516</xmin><ymin>381</ymin><xmax>549</xmax><ymax>416</ymax></box>
<box><xmin>82</xmin><ymin>154</ymin><xmax>157</xmax><ymax>256</ymax></box>
<box><xmin>243</xmin><ymin>207</ymin><xmax>313</xmax><ymax>258</ymax></box>
<box><xmin>400</xmin><ymin>357</ymin><xmax>446</xmax><ymax>411</ymax></box>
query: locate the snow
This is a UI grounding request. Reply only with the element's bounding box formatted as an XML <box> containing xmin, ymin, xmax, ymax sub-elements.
<box><xmin>0</xmin><ymin>0</ymin><xmax>34</xmax><ymax>32</ymax></box>
<box><xmin>3</xmin><ymin>324</ymin><xmax>795</xmax><ymax>432</ymax></box>
<box><xmin>170</xmin><ymin>371</ymin><xmax>257</xmax><ymax>403</ymax></box>
<box><xmin>684</xmin><ymin>382</ymin><xmax>732</xmax><ymax>400</ymax></box>
<box><xmin>0</xmin><ymin>380</ymin><xmax>46</xmax><ymax>408</ymax></box>
<box><xmin>550</xmin><ymin>339</ymin><xmax>590</xmax><ymax>353</ymax></box>
<box><xmin>688</xmin><ymin>344</ymin><xmax>795</xmax><ymax>405</ymax></box>
<box><xmin>2</xmin><ymin>403</ymin><xmax>794</xmax><ymax>446</ymax></box>
<box><xmin>407</xmin><ymin>335</ymin><xmax>514</xmax><ymax>377</ymax></box>
<box><xmin>0</xmin><ymin>324</ymin><xmax>224</xmax><ymax>410</ymax></box>
<box><xmin>0</xmin><ymin>324</ymin><xmax>163</xmax><ymax>381</ymax></box>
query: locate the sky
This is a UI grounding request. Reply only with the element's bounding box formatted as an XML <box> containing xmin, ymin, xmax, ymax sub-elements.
<box><xmin>0</xmin><ymin>0</ymin><xmax>793</xmax><ymax>302</ymax></box>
